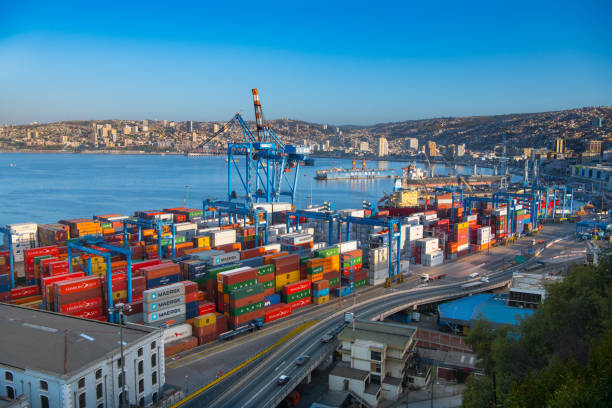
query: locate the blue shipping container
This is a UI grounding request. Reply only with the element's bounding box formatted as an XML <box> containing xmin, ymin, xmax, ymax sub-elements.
<box><xmin>313</xmin><ymin>288</ymin><xmax>330</xmax><ymax>298</ymax></box>
<box><xmin>334</xmin><ymin>286</ymin><xmax>352</xmax><ymax>297</ymax></box>
<box><xmin>265</xmin><ymin>294</ymin><xmax>280</xmax><ymax>307</ymax></box>
<box><xmin>146</xmin><ymin>273</ymin><xmax>181</xmax><ymax>289</ymax></box>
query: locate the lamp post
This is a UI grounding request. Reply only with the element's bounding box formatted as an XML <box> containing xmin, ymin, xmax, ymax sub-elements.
<box><xmin>109</xmin><ymin>303</ymin><xmax>131</xmax><ymax>407</ymax></box>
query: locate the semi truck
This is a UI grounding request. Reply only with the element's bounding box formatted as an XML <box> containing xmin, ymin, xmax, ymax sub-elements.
<box><xmin>218</xmin><ymin>318</ymin><xmax>264</xmax><ymax>341</ymax></box>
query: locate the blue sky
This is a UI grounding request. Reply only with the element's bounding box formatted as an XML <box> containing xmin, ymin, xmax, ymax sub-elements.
<box><xmin>1</xmin><ymin>1</ymin><xmax>611</xmax><ymax>125</ymax></box>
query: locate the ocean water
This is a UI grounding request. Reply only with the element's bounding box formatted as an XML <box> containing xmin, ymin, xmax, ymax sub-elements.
<box><xmin>0</xmin><ymin>152</ymin><xmax>494</xmax><ymax>226</ymax></box>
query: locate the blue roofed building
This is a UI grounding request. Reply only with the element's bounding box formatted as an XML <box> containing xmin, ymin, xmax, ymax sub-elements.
<box><xmin>438</xmin><ymin>294</ymin><xmax>534</xmax><ymax>332</ymax></box>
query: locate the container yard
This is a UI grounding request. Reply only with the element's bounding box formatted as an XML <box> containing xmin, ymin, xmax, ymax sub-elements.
<box><xmin>0</xmin><ymin>178</ymin><xmax>577</xmax><ymax>360</ymax></box>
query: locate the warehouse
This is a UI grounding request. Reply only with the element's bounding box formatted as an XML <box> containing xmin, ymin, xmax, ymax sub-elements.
<box><xmin>0</xmin><ymin>303</ymin><xmax>164</xmax><ymax>408</ymax></box>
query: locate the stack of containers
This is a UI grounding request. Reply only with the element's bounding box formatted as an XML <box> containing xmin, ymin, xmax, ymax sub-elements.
<box><xmin>436</xmin><ymin>193</ymin><xmax>453</xmax><ymax>210</ymax></box>
<box><xmin>228</xmin><ymin>283</ymin><xmax>265</xmax><ymax>328</ymax></box>
<box><xmin>314</xmin><ymin>246</ymin><xmax>340</xmax><ymax>292</ymax></box>
<box><xmin>475</xmin><ymin>226</ymin><xmax>491</xmax><ymax>250</ymax></box>
<box><xmin>255</xmin><ymin>264</ymin><xmax>276</xmax><ymax>297</ymax></box>
<box><xmin>54</xmin><ymin>276</ymin><xmax>104</xmax><ymax>320</ymax></box>
<box><xmin>138</xmin><ymin>262</ymin><xmax>181</xmax><ymax>289</ymax></box>
<box><xmin>312</xmin><ymin>279</ymin><xmax>330</xmax><ymax>304</ymax></box>
<box><xmin>493</xmin><ymin>207</ymin><xmax>507</xmax><ymax>240</ymax></box>
<box><xmin>9</xmin><ymin>285</ymin><xmax>41</xmax><ymax>306</ymax></box>
<box><xmin>304</xmin><ymin>257</ymin><xmax>324</xmax><ymax>283</ymax></box>
<box><xmin>37</xmin><ymin>223</ymin><xmax>69</xmax><ymax>246</ymax></box>
<box><xmin>416</xmin><ymin>237</ymin><xmax>440</xmax><ymax>266</ymax></box>
<box><xmin>7</xmin><ymin>223</ymin><xmax>38</xmax><ymax>263</ymax></box>
<box><xmin>271</xmin><ymin>254</ymin><xmax>300</xmax><ymax>292</ymax></box>
<box><xmin>204</xmin><ymin>264</ymin><xmax>241</xmax><ymax>307</ymax></box>
<box><xmin>59</xmin><ymin>219</ymin><xmax>103</xmax><ymax>237</ymax></box>
<box><xmin>193</xmin><ymin>313</ymin><xmax>217</xmax><ymax>344</ymax></box>
<box><xmin>282</xmin><ymin>280</ymin><xmax>311</xmax><ymax>311</ymax></box>
<box><xmin>103</xmin><ymin>273</ymin><xmax>146</xmax><ymax>307</ymax></box>
<box><xmin>453</xmin><ymin>221</ymin><xmax>470</xmax><ymax>257</ymax></box>
<box><xmin>341</xmin><ymin>249</ymin><xmax>365</xmax><ymax>288</ymax></box>
<box><xmin>367</xmin><ymin>246</ymin><xmax>389</xmax><ymax>285</ymax></box>
<box><xmin>215</xmin><ymin>313</ymin><xmax>228</xmax><ymax>335</ymax></box>
<box><xmin>143</xmin><ymin>282</ymin><xmax>186</xmax><ymax>327</ymax></box>
<box><xmin>184</xmin><ymin>281</ymin><xmax>199</xmax><ymax>319</ymax></box>
<box><xmin>40</xmin><ymin>272</ymin><xmax>85</xmax><ymax>310</ymax></box>
<box><xmin>218</xmin><ymin>267</ymin><xmax>258</xmax><ymax>313</ymax></box>
<box><xmin>207</xmin><ymin>229</ymin><xmax>237</xmax><ymax>248</ymax></box>
<box><xmin>24</xmin><ymin>246</ymin><xmax>58</xmax><ymax>284</ymax></box>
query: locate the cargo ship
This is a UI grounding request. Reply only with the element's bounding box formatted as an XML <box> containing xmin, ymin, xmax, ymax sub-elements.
<box><xmin>315</xmin><ymin>160</ymin><xmax>397</xmax><ymax>181</ymax></box>
<box><xmin>401</xmin><ymin>165</ymin><xmax>501</xmax><ymax>189</ymax></box>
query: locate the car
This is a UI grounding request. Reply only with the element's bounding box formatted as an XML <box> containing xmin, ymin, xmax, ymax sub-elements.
<box><xmin>295</xmin><ymin>355</ymin><xmax>310</xmax><ymax>366</ymax></box>
<box><xmin>320</xmin><ymin>333</ymin><xmax>334</xmax><ymax>343</ymax></box>
<box><xmin>277</xmin><ymin>374</ymin><xmax>290</xmax><ymax>385</ymax></box>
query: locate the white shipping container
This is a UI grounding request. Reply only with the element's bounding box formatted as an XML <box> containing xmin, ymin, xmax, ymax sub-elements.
<box><xmin>423</xmin><ymin>250</ymin><xmax>444</xmax><ymax>267</ymax></box>
<box><xmin>405</xmin><ymin>215</ymin><xmax>420</xmax><ymax>226</ymax></box>
<box><xmin>477</xmin><ymin>227</ymin><xmax>491</xmax><ymax>244</ymax></box>
<box><xmin>8</xmin><ymin>223</ymin><xmax>38</xmax><ymax>232</ymax></box>
<box><xmin>263</xmin><ymin>243</ymin><xmax>281</xmax><ymax>252</ymax></box>
<box><xmin>493</xmin><ymin>207</ymin><xmax>507</xmax><ymax>217</ymax></box>
<box><xmin>465</xmin><ymin>214</ymin><xmax>477</xmax><ymax>222</ymax></box>
<box><xmin>457</xmin><ymin>243</ymin><xmax>469</xmax><ymax>252</ymax></box>
<box><xmin>416</xmin><ymin>238</ymin><xmax>438</xmax><ymax>254</ymax></box>
<box><xmin>312</xmin><ymin>242</ymin><xmax>327</xmax><ymax>250</ymax></box>
<box><xmin>407</xmin><ymin>225</ymin><xmax>424</xmax><ymax>241</ymax></box>
<box><xmin>162</xmin><ymin>323</ymin><xmax>193</xmax><ymax>343</ymax></box>
<box><xmin>423</xmin><ymin>218</ymin><xmax>439</xmax><ymax>227</ymax></box>
<box><xmin>337</xmin><ymin>240</ymin><xmax>358</xmax><ymax>253</ymax></box>
<box><xmin>144</xmin><ymin>304</ymin><xmax>186</xmax><ymax>323</ymax></box>
<box><xmin>175</xmin><ymin>222</ymin><xmax>198</xmax><ymax>232</ymax></box>
<box><xmin>144</xmin><ymin>294</ymin><xmax>185</xmax><ymax>313</ymax></box>
<box><xmin>208</xmin><ymin>229</ymin><xmax>236</xmax><ymax>247</ymax></box>
<box><xmin>424</xmin><ymin>214</ymin><xmax>437</xmax><ymax>221</ymax></box>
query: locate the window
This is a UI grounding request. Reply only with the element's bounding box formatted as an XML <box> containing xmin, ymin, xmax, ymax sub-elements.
<box><xmin>78</xmin><ymin>378</ymin><xmax>86</xmax><ymax>389</ymax></box>
<box><xmin>371</xmin><ymin>374</ymin><xmax>381</xmax><ymax>384</ymax></box>
<box><xmin>370</xmin><ymin>350</ymin><xmax>382</xmax><ymax>361</ymax></box>
<box><xmin>138</xmin><ymin>379</ymin><xmax>144</xmax><ymax>394</ymax></box>
<box><xmin>152</xmin><ymin>392</ymin><xmax>159</xmax><ymax>403</ymax></box>
<box><xmin>139</xmin><ymin>397</ymin><xmax>145</xmax><ymax>407</ymax></box>
<box><xmin>138</xmin><ymin>347</ymin><xmax>143</xmax><ymax>357</ymax></box>
<box><xmin>151</xmin><ymin>341</ymin><xmax>156</xmax><ymax>350</ymax></box>
<box><xmin>41</xmin><ymin>395</ymin><xmax>50</xmax><ymax>408</ymax></box>
<box><xmin>95</xmin><ymin>369</ymin><xmax>102</xmax><ymax>380</ymax></box>
<box><xmin>40</xmin><ymin>380</ymin><xmax>48</xmax><ymax>391</ymax></box>
<box><xmin>78</xmin><ymin>392</ymin><xmax>86</xmax><ymax>408</ymax></box>
<box><xmin>4</xmin><ymin>372</ymin><xmax>13</xmax><ymax>382</ymax></box>
<box><xmin>152</xmin><ymin>371</ymin><xmax>157</xmax><ymax>386</ymax></box>
<box><xmin>117</xmin><ymin>358</ymin><xmax>123</xmax><ymax>369</ymax></box>
<box><xmin>118</xmin><ymin>393</ymin><xmax>125</xmax><ymax>406</ymax></box>
<box><xmin>138</xmin><ymin>360</ymin><xmax>144</xmax><ymax>375</ymax></box>
<box><xmin>97</xmin><ymin>404</ymin><xmax>104</xmax><ymax>408</ymax></box>
<box><xmin>118</xmin><ymin>373</ymin><xmax>124</xmax><ymax>388</ymax></box>
<box><xmin>96</xmin><ymin>383</ymin><xmax>103</xmax><ymax>400</ymax></box>
<box><xmin>6</xmin><ymin>386</ymin><xmax>14</xmax><ymax>399</ymax></box>
<box><xmin>151</xmin><ymin>354</ymin><xmax>157</xmax><ymax>368</ymax></box>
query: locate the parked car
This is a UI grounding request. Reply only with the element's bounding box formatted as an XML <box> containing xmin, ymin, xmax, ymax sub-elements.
<box><xmin>320</xmin><ymin>333</ymin><xmax>334</xmax><ymax>343</ymax></box>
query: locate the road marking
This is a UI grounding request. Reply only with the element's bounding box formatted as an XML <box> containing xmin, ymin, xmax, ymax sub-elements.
<box><xmin>274</xmin><ymin>361</ymin><xmax>286</xmax><ymax>371</ymax></box>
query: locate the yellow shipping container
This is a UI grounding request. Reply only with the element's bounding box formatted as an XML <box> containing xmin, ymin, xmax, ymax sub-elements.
<box><xmin>112</xmin><ymin>290</ymin><xmax>127</xmax><ymax>300</ymax></box>
<box><xmin>313</xmin><ymin>295</ymin><xmax>330</xmax><ymax>305</ymax></box>
<box><xmin>194</xmin><ymin>313</ymin><xmax>216</xmax><ymax>328</ymax></box>
<box><xmin>275</xmin><ymin>270</ymin><xmax>300</xmax><ymax>292</ymax></box>
<box><xmin>455</xmin><ymin>222</ymin><xmax>469</xmax><ymax>230</ymax></box>
<box><xmin>194</xmin><ymin>236</ymin><xmax>210</xmax><ymax>248</ymax></box>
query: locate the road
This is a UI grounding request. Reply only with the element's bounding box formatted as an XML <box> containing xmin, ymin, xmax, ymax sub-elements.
<box><xmin>168</xmin><ymin>222</ymin><xmax>583</xmax><ymax>407</ymax></box>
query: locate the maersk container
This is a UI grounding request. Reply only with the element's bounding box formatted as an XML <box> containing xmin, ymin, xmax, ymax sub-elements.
<box><xmin>144</xmin><ymin>304</ymin><xmax>186</xmax><ymax>323</ymax></box>
<box><xmin>207</xmin><ymin>251</ymin><xmax>240</xmax><ymax>267</ymax></box>
<box><xmin>143</xmin><ymin>283</ymin><xmax>185</xmax><ymax>303</ymax></box>
<box><xmin>144</xmin><ymin>294</ymin><xmax>184</xmax><ymax>313</ymax></box>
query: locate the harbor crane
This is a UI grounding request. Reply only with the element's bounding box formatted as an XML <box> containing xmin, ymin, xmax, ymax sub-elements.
<box><xmin>195</xmin><ymin>90</ymin><xmax>310</xmax><ymax>205</ymax></box>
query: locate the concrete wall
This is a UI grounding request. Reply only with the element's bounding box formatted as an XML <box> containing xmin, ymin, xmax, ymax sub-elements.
<box><xmin>381</xmin><ymin>381</ymin><xmax>401</xmax><ymax>401</ymax></box>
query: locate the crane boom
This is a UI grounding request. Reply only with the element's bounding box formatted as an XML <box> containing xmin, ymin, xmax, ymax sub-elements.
<box><xmin>252</xmin><ymin>88</ymin><xmax>265</xmax><ymax>142</ymax></box>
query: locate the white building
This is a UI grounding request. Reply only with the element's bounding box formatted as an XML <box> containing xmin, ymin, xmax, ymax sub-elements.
<box><xmin>377</xmin><ymin>137</ymin><xmax>389</xmax><ymax>157</ymax></box>
<box><xmin>329</xmin><ymin>320</ymin><xmax>416</xmax><ymax>406</ymax></box>
<box><xmin>359</xmin><ymin>141</ymin><xmax>369</xmax><ymax>152</ymax></box>
<box><xmin>0</xmin><ymin>304</ymin><xmax>165</xmax><ymax>408</ymax></box>
<box><xmin>572</xmin><ymin>164</ymin><xmax>612</xmax><ymax>191</ymax></box>
<box><xmin>406</xmin><ymin>138</ymin><xmax>418</xmax><ymax>151</ymax></box>
<box><xmin>508</xmin><ymin>272</ymin><xmax>563</xmax><ymax>308</ymax></box>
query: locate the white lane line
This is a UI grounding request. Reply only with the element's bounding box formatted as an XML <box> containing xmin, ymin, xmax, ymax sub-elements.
<box><xmin>274</xmin><ymin>361</ymin><xmax>286</xmax><ymax>371</ymax></box>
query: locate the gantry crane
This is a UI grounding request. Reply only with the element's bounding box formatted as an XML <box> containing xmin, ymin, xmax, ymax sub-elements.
<box><xmin>195</xmin><ymin>89</ymin><xmax>310</xmax><ymax>205</ymax></box>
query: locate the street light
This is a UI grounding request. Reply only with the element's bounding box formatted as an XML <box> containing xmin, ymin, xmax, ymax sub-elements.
<box><xmin>108</xmin><ymin>303</ymin><xmax>132</xmax><ymax>408</ymax></box>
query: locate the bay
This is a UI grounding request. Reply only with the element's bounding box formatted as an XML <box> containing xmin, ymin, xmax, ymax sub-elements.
<box><xmin>0</xmin><ymin>152</ymin><xmax>498</xmax><ymax>227</ymax></box>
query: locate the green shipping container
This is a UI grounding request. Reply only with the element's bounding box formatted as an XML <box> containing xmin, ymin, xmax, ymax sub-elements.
<box><xmin>300</xmin><ymin>256</ymin><xmax>312</xmax><ymax>265</ymax></box>
<box><xmin>314</xmin><ymin>246</ymin><xmax>340</xmax><ymax>258</ymax></box>
<box><xmin>306</xmin><ymin>265</ymin><xmax>324</xmax><ymax>274</ymax></box>
<box><xmin>34</xmin><ymin>255</ymin><xmax>54</xmax><ymax>266</ymax></box>
<box><xmin>256</xmin><ymin>264</ymin><xmax>275</xmax><ymax>276</ymax></box>
<box><xmin>262</xmin><ymin>280</ymin><xmax>275</xmax><ymax>290</ymax></box>
<box><xmin>230</xmin><ymin>283</ymin><xmax>264</xmax><ymax>300</ymax></box>
<box><xmin>224</xmin><ymin>278</ymin><xmax>258</xmax><ymax>293</ymax></box>
<box><xmin>282</xmin><ymin>288</ymin><xmax>311</xmax><ymax>303</ymax></box>
<box><xmin>342</xmin><ymin>256</ymin><xmax>362</xmax><ymax>268</ymax></box>
<box><xmin>160</xmin><ymin>236</ymin><xmax>186</xmax><ymax>246</ymax></box>
<box><xmin>354</xmin><ymin>279</ymin><xmax>367</xmax><ymax>288</ymax></box>
<box><xmin>229</xmin><ymin>300</ymin><xmax>265</xmax><ymax>316</ymax></box>
<box><xmin>101</xmin><ymin>222</ymin><xmax>113</xmax><ymax>229</ymax></box>
<box><xmin>329</xmin><ymin>277</ymin><xmax>340</xmax><ymax>286</ymax></box>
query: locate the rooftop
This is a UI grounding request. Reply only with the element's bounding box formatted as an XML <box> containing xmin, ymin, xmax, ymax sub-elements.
<box><xmin>338</xmin><ymin>320</ymin><xmax>416</xmax><ymax>350</ymax></box>
<box><xmin>417</xmin><ymin>348</ymin><xmax>479</xmax><ymax>370</ymax></box>
<box><xmin>329</xmin><ymin>364</ymin><xmax>370</xmax><ymax>382</ymax></box>
<box><xmin>438</xmin><ymin>294</ymin><xmax>534</xmax><ymax>327</ymax></box>
<box><xmin>0</xmin><ymin>303</ymin><xmax>158</xmax><ymax>378</ymax></box>
<box><xmin>510</xmin><ymin>272</ymin><xmax>563</xmax><ymax>296</ymax></box>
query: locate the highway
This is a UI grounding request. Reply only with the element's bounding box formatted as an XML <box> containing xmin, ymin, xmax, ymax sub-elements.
<box><xmin>170</xmin><ymin>223</ymin><xmax>583</xmax><ymax>408</ymax></box>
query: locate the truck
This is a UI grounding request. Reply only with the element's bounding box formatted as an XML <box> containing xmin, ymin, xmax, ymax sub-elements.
<box><xmin>218</xmin><ymin>318</ymin><xmax>264</xmax><ymax>341</ymax></box>
<box><xmin>421</xmin><ymin>273</ymin><xmax>446</xmax><ymax>282</ymax></box>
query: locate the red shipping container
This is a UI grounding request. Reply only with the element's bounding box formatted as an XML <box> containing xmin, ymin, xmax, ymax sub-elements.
<box><xmin>199</xmin><ymin>301</ymin><xmax>216</xmax><ymax>316</ymax></box>
<box><xmin>183</xmin><ymin>280</ymin><xmax>198</xmax><ymax>294</ymax></box>
<box><xmin>222</xmin><ymin>268</ymin><xmax>258</xmax><ymax>286</ymax></box>
<box><xmin>10</xmin><ymin>285</ymin><xmax>39</xmax><ymax>299</ymax></box>
<box><xmin>264</xmin><ymin>303</ymin><xmax>292</xmax><ymax>323</ymax></box>
<box><xmin>288</xmin><ymin>296</ymin><xmax>311</xmax><ymax>311</ymax></box>
<box><xmin>283</xmin><ymin>280</ymin><xmax>311</xmax><ymax>295</ymax></box>
<box><xmin>54</xmin><ymin>276</ymin><xmax>101</xmax><ymax>295</ymax></box>
<box><xmin>25</xmin><ymin>246</ymin><xmax>59</xmax><ymax>267</ymax></box>
<box><xmin>72</xmin><ymin>307</ymin><xmax>104</xmax><ymax>319</ymax></box>
<box><xmin>60</xmin><ymin>297</ymin><xmax>103</xmax><ymax>314</ymax></box>
<box><xmin>185</xmin><ymin>292</ymin><xmax>198</xmax><ymax>304</ymax></box>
